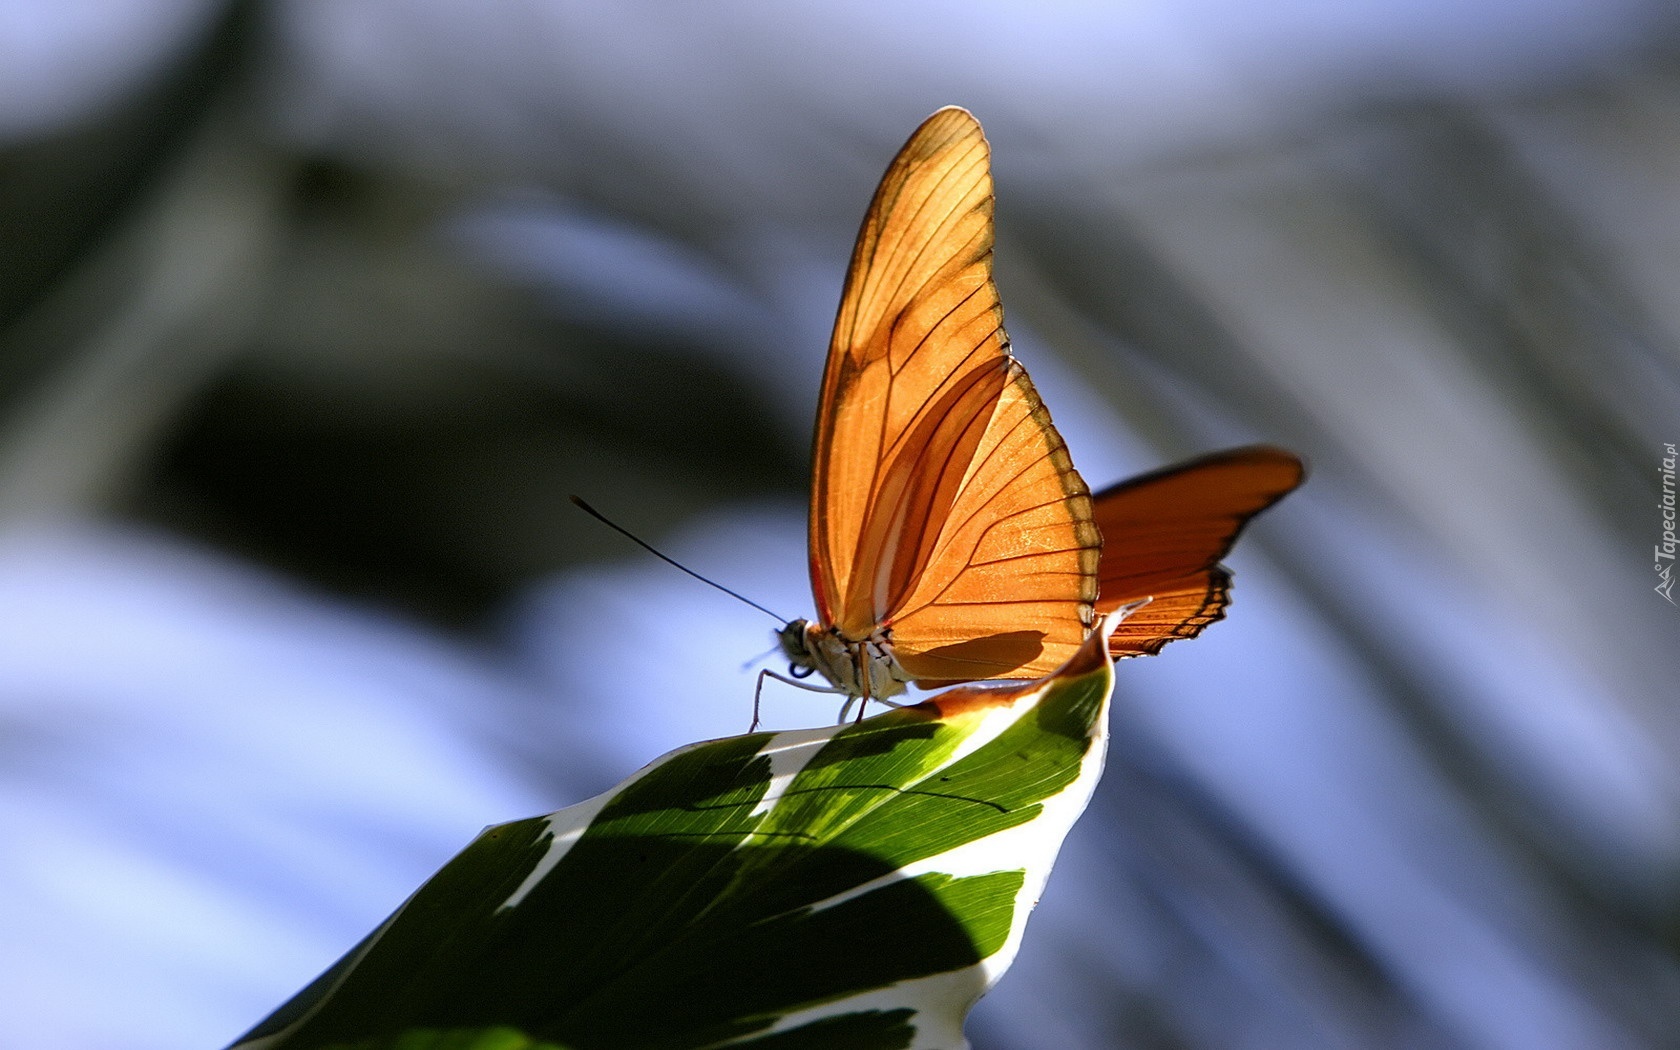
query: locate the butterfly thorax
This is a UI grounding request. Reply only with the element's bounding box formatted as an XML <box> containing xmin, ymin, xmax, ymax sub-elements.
<box><xmin>777</xmin><ymin>620</ymin><xmax>913</xmax><ymax>700</ymax></box>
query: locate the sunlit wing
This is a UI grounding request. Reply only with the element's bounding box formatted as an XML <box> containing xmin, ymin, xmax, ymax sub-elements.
<box><xmin>808</xmin><ymin>106</ymin><xmax>1099</xmax><ymax>682</ymax></box>
<box><xmin>1092</xmin><ymin>445</ymin><xmax>1304</xmax><ymax>657</ymax></box>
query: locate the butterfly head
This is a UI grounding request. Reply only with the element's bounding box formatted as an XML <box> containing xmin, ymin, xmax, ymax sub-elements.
<box><xmin>775</xmin><ymin>620</ymin><xmax>817</xmax><ymax>674</ymax></box>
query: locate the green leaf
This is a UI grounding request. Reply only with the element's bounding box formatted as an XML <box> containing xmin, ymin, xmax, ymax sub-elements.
<box><xmin>230</xmin><ymin>623</ymin><xmax>1116</xmax><ymax>1050</ymax></box>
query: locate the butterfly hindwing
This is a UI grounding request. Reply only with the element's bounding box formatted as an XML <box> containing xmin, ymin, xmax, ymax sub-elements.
<box><xmin>1091</xmin><ymin>446</ymin><xmax>1304</xmax><ymax>657</ymax></box>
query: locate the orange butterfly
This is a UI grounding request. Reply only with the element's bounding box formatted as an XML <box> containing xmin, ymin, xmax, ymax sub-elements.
<box><xmin>770</xmin><ymin>107</ymin><xmax>1302</xmax><ymax>719</ymax></box>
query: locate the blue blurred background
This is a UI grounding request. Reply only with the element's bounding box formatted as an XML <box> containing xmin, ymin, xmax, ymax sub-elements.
<box><xmin>1</xmin><ymin>1</ymin><xmax>1677</xmax><ymax>1047</ymax></box>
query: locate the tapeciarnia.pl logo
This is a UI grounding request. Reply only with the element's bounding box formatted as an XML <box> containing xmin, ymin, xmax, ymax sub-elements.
<box><xmin>1658</xmin><ymin>442</ymin><xmax>1677</xmax><ymax>605</ymax></box>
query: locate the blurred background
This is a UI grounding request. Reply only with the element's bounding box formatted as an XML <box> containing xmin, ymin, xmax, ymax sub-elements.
<box><xmin>2</xmin><ymin>1</ymin><xmax>1678</xmax><ymax>1047</ymax></box>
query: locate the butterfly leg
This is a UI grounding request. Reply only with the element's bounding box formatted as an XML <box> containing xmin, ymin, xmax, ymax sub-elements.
<box><xmin>852</xmin><ymin>646</ymin><xmax>873</xmax><ymax>723</ymax></box>
<box><xmin>761</xmin><ymin>669</ymin><xmax>847</xmax><ymax>693</ymax></box>
<box><xmin>756</xmin><ymin>669</ymin><xmax>846</xmax><ymax>731</ymax></box>
<box><xmin>836</xmin><ymin>695</ymin><xmax>861</xmax><ymax>723</ymax></box>
<box><xmin>834</xmin><ymin>693</ymin><xmax>907</xmax><ymax>723</ymax></box>
<box><xmin>751</xmin><ymin>668</ymin><xmax>771</xmax><ymax>732</ymax></box>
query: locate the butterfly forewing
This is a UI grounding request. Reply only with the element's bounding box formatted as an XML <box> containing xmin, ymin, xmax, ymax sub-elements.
<box><xmin>1091</xmin><ymin>446</ymin><xmax>1304</xmax><ymax>656</ymax></box>
<box><xmin>808</xmin><ymin>107</ymin><xmax>1099</xmax><ymax>682</ymax></box>
<box><xmin>810</xmin><ymin>108</ymin><xmax>998</xmax><ymax>630</ymax></box>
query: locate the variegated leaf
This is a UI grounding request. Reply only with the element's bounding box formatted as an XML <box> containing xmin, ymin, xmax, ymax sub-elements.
<box><xmin>231</xmin><ymin>618</ymin><xmax>1117</xmax><ymax>1050</ymax></box>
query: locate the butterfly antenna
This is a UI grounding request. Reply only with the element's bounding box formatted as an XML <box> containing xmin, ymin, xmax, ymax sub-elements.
<box><xmin>569</xmin><ymin>495</ymin><xmax>789</xmax><ymax>623</ymax></box>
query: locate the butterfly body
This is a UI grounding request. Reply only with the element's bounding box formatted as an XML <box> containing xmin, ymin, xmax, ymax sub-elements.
<box><xmin>776</xmin><ymin>621</ymin><xmax>912</xmax><ymax>701</ymax></box>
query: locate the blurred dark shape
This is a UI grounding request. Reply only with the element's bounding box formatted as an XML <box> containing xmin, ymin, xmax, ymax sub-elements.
<box><xmin>0</xmin><ymin>0</ymin><xmax>234</xmax><ymax>333</ymax></box>
<box><xmin>150</xmin><ymin>163</ymin><xmax>801</xmax><ymax>622</ymax></box>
